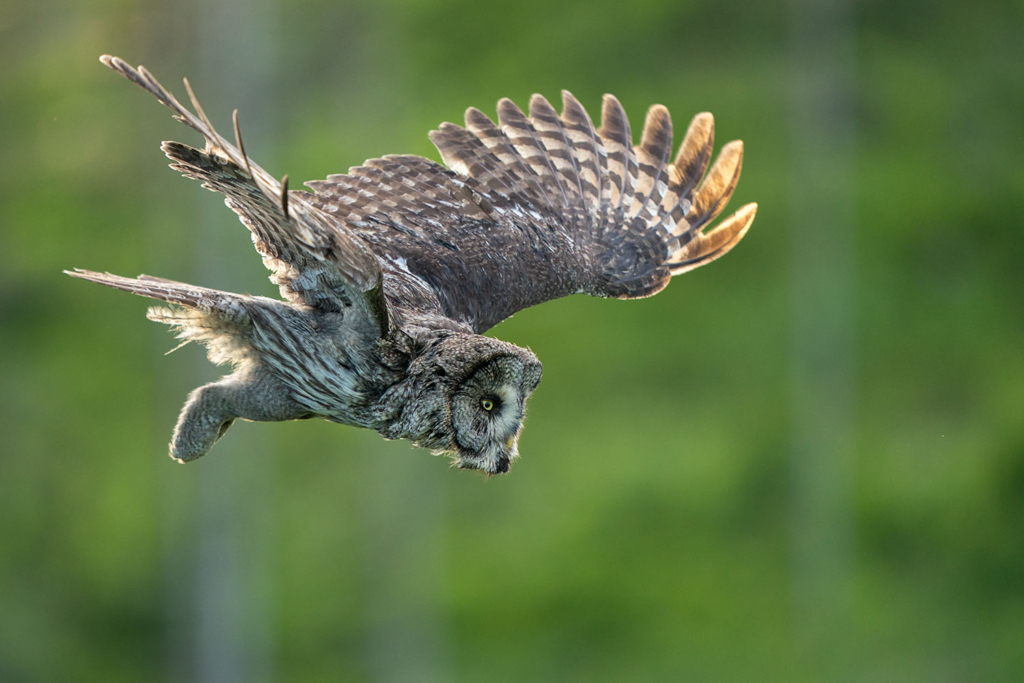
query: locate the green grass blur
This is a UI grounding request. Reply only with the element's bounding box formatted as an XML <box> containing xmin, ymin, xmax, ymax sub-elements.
<box><xmin>2</xmin><ymin>0</ymin><xmax>1022</xmax><ymax>681</ymax></box>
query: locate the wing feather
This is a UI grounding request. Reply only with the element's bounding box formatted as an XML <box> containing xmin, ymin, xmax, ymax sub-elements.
<box><xmin>464</xmin><ymin>107</ymin><xmax>560</xmax><ymax>220</ymax></box>
<box><xmin>667</xmin><ymin>202</ymin><xmax>757</xmax><ymax>274</ymax></box>
<box><xmin>87</xmin><ymin>57</ymin><xmax>754</xmax><ymax>338</ymax></box>
<box><xmin>497</xmin><ymin>98</ymin><xmax>573</xmax><ymax>211</ymax></box>
<box><xmin>670</xmin><ymin>139</ymin><xmax>744</xmax><ymax>247</ymax></box>
<box><xmin>99</xmin><ymin>56</ymin><xmax>388</xmax><ymax>333</ymax></box>
<box><xmin>528</xmin><ymin>94</ymin><xmax>587</xmax><ymax>218</ymax></box>
<box><xmin>558</xmin><ymin>91</ymin><xmax>606</xmax><ymax>223</ymax></box>
<box><xmin>304</xmin><ymin>94</ymin><xmax>755</xmax><ymax>330</ymax></box>
<box><xmin>429</xmin><ymin>123</ymin><xmax>521</xmax><ymax>199</ymax></box>
<box><xmin>597</xmin><ymin>95</ymin><xmax>638</xmax><ymax>216</ymax></box>
<box><xmin>629</xmin><ymin>105</ymin><xmax>673</xmax><ymax>223</ymax></box>
<box><xmin>652</xmin><ymin>112</ymin><xmax>715</xmax><ymax>237</ymax></box>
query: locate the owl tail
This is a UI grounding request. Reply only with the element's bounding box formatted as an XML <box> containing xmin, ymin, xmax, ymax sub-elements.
<box><xmin>65</xmin><ymin>269</ymin><xmax>253</xmax><ymax>367</ymax></box>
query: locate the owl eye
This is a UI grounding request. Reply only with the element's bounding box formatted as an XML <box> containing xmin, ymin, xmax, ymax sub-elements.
<box><xmin>481</xmin><ymin>398</ymin><xmax>495</xmax><ymax>412</ymax></box>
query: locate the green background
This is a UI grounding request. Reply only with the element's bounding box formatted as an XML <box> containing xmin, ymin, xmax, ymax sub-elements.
<box><xmin>2</xmin><ymin>0</ymin><xmax>1022</xmax><ymax>680</ymax></box>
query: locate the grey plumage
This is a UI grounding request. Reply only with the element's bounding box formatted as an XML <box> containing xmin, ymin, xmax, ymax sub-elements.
<box><xmin>67</xmin><ymin>55</ymin><xmax>757</xmax><ymax>475</ymax></box>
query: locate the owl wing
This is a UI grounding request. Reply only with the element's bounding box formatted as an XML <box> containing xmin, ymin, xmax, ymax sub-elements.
<box><xmin>101</xmin><ymin>56</ymin><xmax>390</xmax><ymax>335</ymax></box>
<box><xmin>305</xmin><ymin>92</ymin><xmax>756</xmax><ymax>333</ymax></box>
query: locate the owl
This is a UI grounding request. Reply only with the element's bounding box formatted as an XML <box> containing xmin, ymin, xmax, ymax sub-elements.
<box><xmin>68</xmin><ymin>56</ymin><xmax>757</xmax><ymax>475</ymax></box>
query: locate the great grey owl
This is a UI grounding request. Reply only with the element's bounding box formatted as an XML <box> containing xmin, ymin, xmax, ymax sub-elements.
<box><xmin>67</xmin><ymin>55</ymin><xmax>757</xmax><ymax>475</ymax></box>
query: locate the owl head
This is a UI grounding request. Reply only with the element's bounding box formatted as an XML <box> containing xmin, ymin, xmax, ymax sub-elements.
<box><xmin>398</xmin><ymin>333</ymin><xmax>542</xmax><ymax>474</ymax></box>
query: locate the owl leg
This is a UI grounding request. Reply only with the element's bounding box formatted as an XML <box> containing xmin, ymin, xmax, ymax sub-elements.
<box><xmin>169</xmin><ymin>380</ymin><xmax>238</xmax><ymax>462</ymax></box>
<box><xmin>169</xmin><ymin>366</ymin><xmax>309</xmax><ymax>462</ymax></box>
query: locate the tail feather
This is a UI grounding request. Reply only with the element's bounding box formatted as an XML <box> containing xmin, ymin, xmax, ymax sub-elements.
<box><xmin>65</xmin><ymin>269</ymin><xmax>253</xmax><ymax>365</ymax></box>
<box><xmin>65</xmin><ymin>269</ymin><xmax>244</xmax><ymax>315</ymax></box>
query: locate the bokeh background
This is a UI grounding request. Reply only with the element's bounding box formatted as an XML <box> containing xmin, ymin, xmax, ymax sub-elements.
<box><xmin>2</xmin><ymin>0</ymin><xmax>1022</xmax><ymax>680</ymax></box>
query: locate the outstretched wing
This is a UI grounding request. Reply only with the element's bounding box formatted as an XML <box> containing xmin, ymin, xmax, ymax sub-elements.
<box><xmin>305</xmin><ymin>92</ymin><xmax>756</xmax><ymax>333</ymax></box>
<box><xmin>100</xmin><ymin>56</ymin><xmax>390</xmax><ymax>335</ymax></box>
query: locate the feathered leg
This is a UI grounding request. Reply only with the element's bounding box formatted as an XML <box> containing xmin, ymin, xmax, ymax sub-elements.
<box><xmin>171</xmin><ymin>379</ymin><xmax>239</xmax><ymax>462</ymax></box>
<box><xmin>66</xmin><ymin>269</ymin><xmax>315</xmax><ymax>460</ymax></box>
<box><xmin>171</xmin><ymin>366</ymin><xmax>311</xmax><ymax>462</ymax></box>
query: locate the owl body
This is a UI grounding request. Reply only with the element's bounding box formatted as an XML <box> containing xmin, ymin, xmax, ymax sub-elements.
<box><xmin>68</xmin><ymin>56</ymin><xmax>756</xmax><ymax>475</ymax></box>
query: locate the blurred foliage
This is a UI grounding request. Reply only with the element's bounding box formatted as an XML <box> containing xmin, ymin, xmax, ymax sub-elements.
<box><xmin>1</xmin><ymin>0</ymin><xmax>1022</xmax><ymax>681</ymax></box>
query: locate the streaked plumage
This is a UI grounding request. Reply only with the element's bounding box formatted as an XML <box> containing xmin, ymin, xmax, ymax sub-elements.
<box><xmin>67</xmin><ymin>55</ymin><xmax>757</xmax><ymax>474</ymax></box>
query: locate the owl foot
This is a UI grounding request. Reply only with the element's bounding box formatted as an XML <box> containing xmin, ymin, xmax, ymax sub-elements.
<box><xmin>169</xmin><ymin>368</ymin><xmax>311</xmax><ymax>462</ymax></box>
<box><xmin>169</xmin><ymin>380</ymin><xmax>240</xmax><ymax>462</ymax></box>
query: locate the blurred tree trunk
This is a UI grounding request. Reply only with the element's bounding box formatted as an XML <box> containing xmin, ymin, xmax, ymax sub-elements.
<box><xmin>159</xmin><ymin>1</ymin><xmax>281</xmax><ymax>682</ymax></box>
<box><xmin>787</xmin><ymin>0</ymin><xmax>858</xmax><ymax>673</ymax></box>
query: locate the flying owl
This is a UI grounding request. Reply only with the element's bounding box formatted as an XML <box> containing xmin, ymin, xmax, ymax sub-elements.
<box><xmin>67</xmin><ymin>55</ymin><xmax>757</xmax><ymax>475</ymax></box>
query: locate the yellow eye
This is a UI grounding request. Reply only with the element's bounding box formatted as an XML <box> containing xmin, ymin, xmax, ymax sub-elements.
<box><xmin>481</xmin><ymin>398</ymin><xmax>495</xmax><ymax>412</ymax></box>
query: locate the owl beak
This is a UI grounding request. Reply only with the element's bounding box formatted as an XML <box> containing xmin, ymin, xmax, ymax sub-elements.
<box><xmin>493</xmin><ymin>433</ymin><xmax>519</xmax><ymax>474</ymax></box>
<box><xmin>455</xmin><ymin>433</ymin><xmax>520</xmax><ymax>475</ymax></box>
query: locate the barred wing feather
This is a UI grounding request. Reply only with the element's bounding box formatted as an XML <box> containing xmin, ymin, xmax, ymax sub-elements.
<box><xmin>98</xmin><ymin>56</ymin><xmax>390</xmax><ymax>335</ymax></box>
<box><xmin>306</xmin><ymin>92</ymin><xmax>755</xmax><ymax>333</ymax></box>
